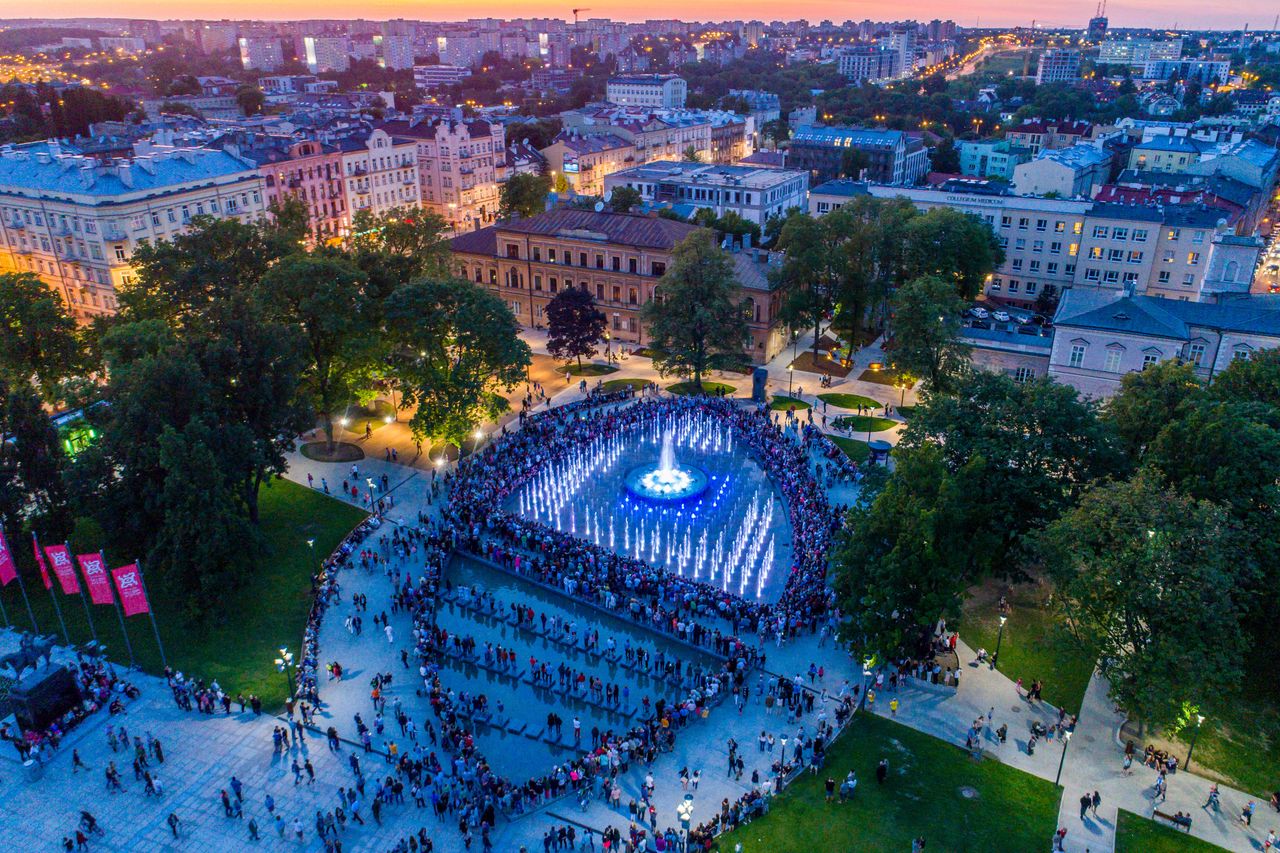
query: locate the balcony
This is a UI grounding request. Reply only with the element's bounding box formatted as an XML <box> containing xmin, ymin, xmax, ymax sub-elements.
<box><xmin>101</xmin><ymin>225</ymin><xmax>127</xmax><ymax>241</ymax></box>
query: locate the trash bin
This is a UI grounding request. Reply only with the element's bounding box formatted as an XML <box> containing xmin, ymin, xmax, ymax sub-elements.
<box><xmin>23</xmin><ymin>758</ymin><xmax>42</xmax><ymax>782</ymax></box>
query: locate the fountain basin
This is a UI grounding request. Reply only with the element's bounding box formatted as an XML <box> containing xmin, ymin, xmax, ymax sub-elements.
<box><xmin>623</xmin><ymin>462</ymin><xmax>709</xmax><ymax>502</ymax></box>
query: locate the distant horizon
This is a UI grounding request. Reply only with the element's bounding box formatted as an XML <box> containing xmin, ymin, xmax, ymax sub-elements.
<box><xmin>4</xmin><ymin>3</ymin><xmax>1271</xmax><ymax>33</ymax></box>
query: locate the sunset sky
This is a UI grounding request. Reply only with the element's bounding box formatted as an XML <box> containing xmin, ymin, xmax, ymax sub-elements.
<box><xmin>14</xmin><ymin>0</ymin><xmax>1267</xmax><ymax>31</ymax></box>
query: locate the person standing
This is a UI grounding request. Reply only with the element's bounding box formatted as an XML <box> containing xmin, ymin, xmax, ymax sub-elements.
<box><xmin>167</xmin><ymin>812</ymin><xmax>181</xmax><ymax>838</ymax></box>
<box><xmin>1079</xmin><ymin>792</ymin><xmax>1092</xmax><ymax>821</ymax></box>
<box><xmin>1091</xmin><ymin>790</ymin><xmax>1101</xmax><ymax>817</ymax></box>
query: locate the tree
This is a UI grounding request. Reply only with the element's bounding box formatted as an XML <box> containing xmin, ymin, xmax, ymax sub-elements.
<box><xmin>642</xmin><ymin>231</ymin><xmax>749</xmax><ymax>389</ymax></box>
<box><xmin>899</xmin><ymin>371</ymin><xmax>1125</xmax><ymax>578</ymax></box>
<box><xmin>1039</xmin><ymin>471</ymin><xmax>1251</xmax><ymax>728</ymax></box>
<box><xmin>346</xmin><ymin>206</ymin><xmax>451</xmax><ymax>299</ymax></box>
<box><xmin>772</xmin><ymin>212</ymin><xmax>846</xmax><ymax>360</ymax></box>
<box><xmin>0</xmin><ymin>272</ymin><xmax>84</xmax><ymax>401</ymax></box>
<box><xmin>235</xmin><ymin>85</ymin><xmax>265</xmax><ymax>116</ymax></box>
<box><xmin>545</xmin><ymin>287</ymin><xmax>606</xmax><ymax>368</ymax></box>
<box><xmin>1210</xmin><ymin>347</ymin><xmax>1280</xmax><ymax>411</ymax></box>
<box><xmin>833</xmin><ymin>443</ymin><xmax>985</xmax><ymax>660</ymax></box>
<box><xmin>839</xmin><ymin>148</ymin><xmax>869</xmax><ymax>179</ymax></box>
<box><xmin>608</xmin><ymin>185</ymin><xmax>643</xmax><ymax>213</ymax></box>
<box><xmin>499</xmin><ymin>172</ymin><xmax>551</xmax><ymax>219</ymax></box>
<box><xmin>682</xmin><ymin>145</ymin><xmax>703</xmax><ymax>162</ymax></box>
<box><xmin>261</xmin><ymin>254</ymin><xmax>376</xmax><ymax>449</ymax></box>
<box><xmin>889</xmin><ymin>276</ymin><xmax>969</xmax><ymax>393</ymax></box>
<box><xmin>1104</xmin><ymin>360</ymin><xmax>1201</xmax><ymax>463</ymax></box>
<box><xmin>385</xmin><ymin>278</ymin><xmax>531</xmax><ymax>452</ymax></box>
<box><xmin>903</xmin><ymin>207</ymin><xmax>1004</xmax><ymax>299</ymax></box>
<box><xmin>0</xmin><ymin>377</ymin><xmax>72</xmax><ymax>546</ymax></box>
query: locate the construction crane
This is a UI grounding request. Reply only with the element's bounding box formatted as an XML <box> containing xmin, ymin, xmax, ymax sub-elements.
<box><xmin>573</xmin><ymin>8</ymin><xmax>591</xmax><ymax>26</ymax></box>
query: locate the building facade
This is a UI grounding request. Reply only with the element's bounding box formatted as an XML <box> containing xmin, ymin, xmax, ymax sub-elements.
<box><xmin>449</xmin><ymin>208</ymin><xmax>786</xmax><ymax>361</ymax></box>
<box><xmin>378</xmin><ymin>117</ymin><xmax>504</xmax><ymax>233</ymax></box>
<box><xmin>606</xmin><ymin>75</ymin><xmax>688</xmax><ymax>109</ymax></box>
<box><xmin>604</xmin><ymin>161</ymin><xmax>809</xmax><ymax>225</ymax></box>
<box><xmin>337</xmin><ymin>129</ymin><xmax>420</xmax><ymax>218</ymax></box>
<box><xmin>788</xmin><ymin>125</ymin><xmax>929</xmax><ymax>186</ymax></box>
<box><xmin>0</xmin><ymin>142</ymin><xmax>268</xmax><ymax>320</ymax></box>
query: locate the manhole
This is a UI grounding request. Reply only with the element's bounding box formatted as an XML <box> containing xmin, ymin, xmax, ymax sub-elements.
<box><xmin>1080</xmin><ymin>735</ymin><xmax>1095</xmax><ymax>743</ymax></box>
<box><xmin>960</xmin><ymin>786</ymin><xmax>980</xmax><ymax>799</ymax></box>
<box><xmin>1011</xmin><ymin>706</ymin><xmax>1024</xmax><ymax>713</ymax></box>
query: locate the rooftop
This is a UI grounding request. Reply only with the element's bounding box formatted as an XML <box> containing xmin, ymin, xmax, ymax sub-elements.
<box><xmin>606</xmin><ymin>161</ymin><xmax>805</xmax><ymax>188</ymax></box>
<box><xmin>454</xmin><ymin>208</ymin><xmax>701</xmax><ymax>253</ymax></box>
<box><xmin>791</xmin><ymin>125</ymin><xmax>906</xmax><ymax>149</ymax></box>
<box><xmin>1055</xmin><ymin>290</ymin><xmax>1280</xmax><ymax>339</ymax></box>
<box><xmin>0</xmin><ymin>142</ymin><xmax>258</xmax><ymax>199</ymax></box>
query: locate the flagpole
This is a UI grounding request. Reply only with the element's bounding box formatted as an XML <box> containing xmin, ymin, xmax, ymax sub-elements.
<box><xmin>13</xmin><ymin>567</ymin><xmax>38</xmax><ymax>634</ymax></box>
<box><xmin>133</xmin><ymin>559</ymin><xmax>166</xmax><ymax>670</ymax></box>
<box><xmin>66</xmin><ymin>542</ymin><xmax>97</xmax><ymax>645</ymax></box>
<box><xmin>0</xmin><ymin>593</ymin><xmax>9</xmax><ymax>629</ymax></box>
<box><xmin>45</xmin><ymin>573</ymin><xmax>69</xmax><ymax>645</ymax></box>
<box><xmin>106</xmin><ymin>566</ymin><xmax>136</xmax><ymax>669</ymax></box>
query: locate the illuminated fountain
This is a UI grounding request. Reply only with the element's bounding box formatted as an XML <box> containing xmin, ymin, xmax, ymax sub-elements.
<box><xmin>624</xmin><ymin>429</ymin><xmax>709</xmax><ymax>501</ymax></box>
<box><xmin>510</xmin><ymin>411</ymin><xmax>791</xmax><ymax>603</ymax></box>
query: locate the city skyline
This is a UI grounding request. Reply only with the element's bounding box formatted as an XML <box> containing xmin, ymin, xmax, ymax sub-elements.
<box><xmin>11</xmin><ymin>1</ymin><xmax>1269</xmax><ymax>31</ymax></box>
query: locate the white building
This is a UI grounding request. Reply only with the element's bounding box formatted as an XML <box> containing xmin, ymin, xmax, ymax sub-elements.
<box><xmin>1012</xmin><ymin>145</ymin><xmax>1112</xmax><ymax>198</ymax></box>
<box><xmin>239</xmin><ymin>36</ymin><xmax>284</xmax><ymax>71</ymax></box>
<box><xmin>606</xmin><ymin>74</ymin><xmax>688</xmax><ymax>109</ymax></box>
<box><xmin>303</xmin><ymin>36</ymin><xmax>352</xmax><ymax>73</ymax></box>
<box><xmin>604</xmin><ymin>161</ymin><xmax>809</xmax><ymax>226</ymax></box>
<box><xmin>1097</xmin><ymin>37</ymin><xmax>1183</xmax><ymax>64</ymax></box>
<box><xmin>375</xmin><ymin>35</ymin><xmax>415</xmax><ymax>70</ymax></box>
<box><xmin>414</xmin><ymin>64</ymin><xmax>472</xmax><ymax>90</ymax></box>
<box><xmin>337</xmin><ymin>129</ymin><xmax>420</xmax><ymax>218</ymax></box>
<box><xmin>1036</xmin><ymin>49</ymin><xmax>1081</xmax><ymax>84</ymax></box>
<box><xmin>837</xmin><ymin>46</ymin><xmax>898</xmax><ymax>82</ymax></box>
<box><xmin>0</xmin><ymin>142</ymin><xmax>268</xmax><ymax>321</ymax></box>
<box><xmin>377</xmin><ymin>117</ymin><xmax>504</xmax><ymax>233</ymax></box>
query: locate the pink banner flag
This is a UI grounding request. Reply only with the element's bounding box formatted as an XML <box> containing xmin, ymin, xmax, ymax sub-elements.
<box><xmin>32</xmin><ymin>534</ymin><xmax>51</xmax><ymax>590</ymax></box>
<box><xmin>77</xmin><ymin>553</ymin><xmax>114</xmax><ymax>605</ymax></box>
<box><xmin>0</xmin><ymin>530</ymin><xmax>15</xmax><ymax>587</ymax></box>
<box><xmin>44</xmin><ymin>544</ymin><xmax>80</xmax><ymax>595</ymax></box>
<box><xmin>111</xmin><ymin>563</ymin><xmax>149</xmax><ymax>617</ymax></box>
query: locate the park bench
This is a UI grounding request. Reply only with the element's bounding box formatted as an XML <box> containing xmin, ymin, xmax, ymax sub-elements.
<box><xmin>1153</xmin><ymin>810</ymin><xmax>1192</xmax><ymax>832</ymax></box>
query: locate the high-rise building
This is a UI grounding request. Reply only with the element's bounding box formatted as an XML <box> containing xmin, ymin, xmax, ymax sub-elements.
<box><xmin>606</xmin><ymin>74</ymin><xmax>688</xmax><ymax>109</ymax></box>
<box><xmin>888</xmin><ymin>27</ymin><xmax>916</xmax><ymax>78</ymax></box>
<box><xmin>303</xmin><ymin>36</ymin><xmax>352</xmax><ymax>72</ymax></box>
<box><xmin>239</xmin><ymin>36</ymin><xmax>284</xmax><ymax>71</ymax></box>
<box><xmin>374</xmin><ymin>34</ymin><xmax>415</xmax><ymax>70</ymax></box>
<box><xmin>1036</xmin><ymin>49</ymin><xmax>1082</xmax><ymax>84</ymax></box>
<box><xmin>837</xmin><ymin>46</ymin><xmax>898</xmax><ymax>82</ymax></box>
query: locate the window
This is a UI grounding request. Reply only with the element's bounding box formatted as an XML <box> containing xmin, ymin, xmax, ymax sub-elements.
<box><xmin>1127</xmin><ymin>251</ymin><xmax>1144</xmax><ymax>264</ymax></box>
<box><xmin>1068</xmin><ymin>344</ymin><xmax>1086</xmax><ymax>368</ymax></box>
<box><xmin>532</xmin><ymin>247</ymin><xmax>541</xmax><ymax>261</ymax></box>
<box><xmin>1233</xmin><ymin>348</ymin><xmax>1251</xmax><ymax>361</ymax></box>
<box><xmin>1188</xmin><ymin>342</ymin><xmax>1206</xmax><ymax>366</ymax></box>
<box><xmin>1054</xmin><ymin>221</ymin><xmax>1066</xmax><ymax>233</ymax></box>
<box><xmin>1015</xmin><ymin>238</ymin><xmax>1026</xmax><ymax>250</ymax></box>
<box><xmin>1158</xmin><ymin>270</ymin><xmax>1171</xmax><ymax>283</ymax></box>
<box><xmin>1092</xmin><ymin>226</ymin><xmax>1109</xmax><ymax>238</ymax></box>
<box><xmin>1013</xmin><ymin>366</ymin><xmax>1035</xmax><ymax>383</ymax></box>
<box><xmin>1108</xmin><ymin>248</ymin><xmax>1124</xmax><ymax>262</ymax></box>
<box><xmin>1050</xmin><ymin>242</ymin><xmax>1062</xmax><ymax>255</ymax></box>
<box><xmin>1133</xmin><ymin>229</ymin><xmax>1148</xmax><ymax>242</ymax></box>
<box><xmin>1142</xmin><ymin>353</ymin><xmax>1160</xmax><ymax>369</ymax></box>
<box><xmin>1084</xmin><ymin>268</ymin><xmax>1100</xmax><ymax>281</ymax></box>
<box><xmin>1032</xmin><ymin>240</ymin><xmax>1044</xmax><ymax>253</ymax></box>
<box><xmin>506</xmin><ymin>243</ymin><xmax>520</xmax><ymax>259</ymax></box>
<box><xmin>1183</xmin><ymin>273</ymin><xmax>1195</xmax><ymax>286</ymax></box>
<box><xmin>1008</xmin><ymin>280</ymin><xmax>1020</xmax><ymax>293</ymax></box>
<box><xmin>1025</xmin><ymin>281</ymin><xmax>1038</xmax><ymax>294</ymax></box>
<box><xmin>1187</xmin><ymin>252</ymin><xmax>1200</xmax><ymax>266</ymax></box>
<box><xmin>1103</xmin><ymin>270</ymin><xmax>1119</xmax><ymax>283</ymax></box>
<box><xmin>1000</xmin><ymin>215</ymin><xmax>1012</xmax><ymax>228</ymax></box>
<box><xmin>1029</xmin><ymin>261</ymin><xmax>1041</xmax><ymax>273</ymax></box>
<box><xmin>1018</xmin><ymin>217</ymin><xmax>1029</xmax><ymax>230</ymax></box>
<box><xmin>113</xmin><ymin>246</ymin><xmax>126</xmax><ymax>262</ymax></box>
<box><xmin>1112</xmin><ymin>227</ymin><xmax>1128</xmax><ymax>242</ymax></box>
<box><xmin>1103</xmin><ymin>349</ymin><xmax>1122</xmax><ymax>373</ymax></box>
<box><xmin>1192</xmin><ymin>230</ymin><xmax>1204</xmax><ymax>244</ymax></box>
<box><xmin>1167</xmin><ymin>228</ymin><xmax>1181</xmax><ymax>241</ymax></box>
<box><xmin>1047</xmin><ymin>262</ymin><xmax>1059</xmax><ymax>275</ymax></box>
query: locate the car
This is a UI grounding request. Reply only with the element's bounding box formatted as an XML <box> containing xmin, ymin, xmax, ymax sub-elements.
<box><xmin>968</xmin><ymin>306</ymin><xmax>989</xmax><ymax>319</ymax></box>
<box><xmin>1011</xmin><ymin>313</ymin><xmax>1032</xmax><ymax>325</ymax></box>
<box><xmin>991</xmin><ymin>310</ymin><xmax>1010</xmax><ymax>322</ymax></box>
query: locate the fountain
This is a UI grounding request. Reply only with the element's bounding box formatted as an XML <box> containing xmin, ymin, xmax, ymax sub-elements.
<box><xmin>624</xmin><ymin>429</ymin><xmax>709</xmax><ymax>501</ymax></box>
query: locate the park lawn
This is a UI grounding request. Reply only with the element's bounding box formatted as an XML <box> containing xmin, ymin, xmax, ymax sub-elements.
<box><xmin>337</xmin><ymin>399</ymin><xmax>395</xmax><ymax>434</ymax></box>
<box><xmin>818</xmin><ymin>392</ymin><xmax>881</xmax><ymax>410</ymax></box>
<box><xmin>668</xmin><ymin>381</ymin><xmax>736</xmax><ymax>397</ymax></box>
<box><xmin>1115</xmin><ymin>810</ymin><xmax>1229</xmax><ymax>853</ymax></box>
<box><xmin>560</xmin><ymin>363</ymin><xmax>618</xmax><ymax>376</ymax></box>
<box><xmin>716</xmin><ymin>713</ymin><xmax>1061</xmax><ymax>853</ymax></box>
<box><xmin>601</xmin><ymin>378</ymin><xmax>648</xmax><ymax>392</ymax></box>
<box><xmin>960</xmin><ymin>580</ymin><xmax>1094</xmax><ymax>715</ymax></box>
<box><xmin>830</xmin><ymin>436</ymin><xmax>871</xmax><ymax>464</ymax></box>
<box><xmin>1</xmin><ymin>478</ymin><xmax>365</xmax><ymax>709</ymax></box>
<box><xmin>769</xmin><ymin>395</ymin><xmax>810</xmax><ymax>410</ymax></box>
<box><xmin>859</xmin><ymin>366</ymin><xmax>905</xmax><ymax>386</ymax></box>
<box><xmin>833</xmin><ymin>415</ymin><xmax>897</xmax><ymax>433</ymax></box>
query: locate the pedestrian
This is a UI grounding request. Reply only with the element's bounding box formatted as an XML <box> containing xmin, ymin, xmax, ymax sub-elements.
<box><xmin>1091</xmin><ymin>790</ymin><xmax>1101</xmax><ymax>817</ymax></box>
<box><xmin>167</xmin><ymin>812</ymin><xmax>181</xmax><ymax>838</ymax></box>
<box><xmin>72</xmin><ymin>749</ymin><xmax>87</xmax><ymax>773</ymax></box>
<box><xmin>1079</xmin><ymin>793</ymin><xmax>1091</xmax><ymax>821</ymax></box>
<box><xmin>876</xmin><ymin>758</ymin><xmax>888</xmax><ymax>784</ymax></box>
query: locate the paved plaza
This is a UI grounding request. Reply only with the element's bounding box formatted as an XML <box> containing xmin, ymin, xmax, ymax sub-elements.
<box><xmin>0</xmin><ymin>331</ymin><xmax>1261</xmax><ymax>853</ymax></box>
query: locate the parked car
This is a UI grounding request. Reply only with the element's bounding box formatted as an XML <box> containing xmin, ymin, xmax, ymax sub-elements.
<box><xmin>991</xmin><ymin>310</ymin><xmax>1010</xmax><ymax>322</ymax></box>
<box><xmin>968</xmin><ymin>306</ymin><xmax>989</xmax><ymax>319</ymax></box>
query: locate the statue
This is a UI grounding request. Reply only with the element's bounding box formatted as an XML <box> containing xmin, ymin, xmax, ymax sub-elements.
<box><xmin>0</xmin><ymin>632</ymin><xmax>56</xmax><ymax>680</ymax></box>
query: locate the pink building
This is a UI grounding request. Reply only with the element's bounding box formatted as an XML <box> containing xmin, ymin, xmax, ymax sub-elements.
<box><xmin>378</xmin><ymin>118</ymin><xmax>505</xmax><ymax>233</ymax></box>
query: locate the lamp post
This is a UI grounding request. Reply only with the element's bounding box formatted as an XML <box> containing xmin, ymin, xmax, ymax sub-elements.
<box><xmin>274</xmin><ymin>647</ymin><xmax>296</xmax><ymax>699</ymax></box>
<box><xmin>1185</xmin><ymin>714</ymin><xmax>1205</xmax><ymax>772</ymax></box>
<box><xmin>676</xmin><ymin>794</ymin><xmax>695</xmax><ymax>852</ymax></box>
<box><xmin>305</xmin><ymin>538</ymin><xmax>317</xmax><ymax>576</ymax></box>
<box><xmin>1053</xmin><ymin>730</ymin><xmax>1072</xmax><ymax>787</ymax></box>
<box><xmin>787</xmin><ymin>365</ymin><xmax>794</xmax><ymax>397</ymax></box>
<box><xmin>992</xmin><ymin>614</ymin><xmax>1007</xmax><ymax>671</ymax></box>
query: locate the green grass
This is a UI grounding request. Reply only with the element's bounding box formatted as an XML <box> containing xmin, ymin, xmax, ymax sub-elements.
<box><xmin>831</xmin><ymin>437</ymin><xmax>871</xmax><ymax>463</ymax></box>
<box><xmin>960</xmin><ymin>581</ymin><xmax>1094</xmax><ymax>715</ymax></box>
<box><xmin>769</xmin><ymin>395</ymin><xmax>811</xmax><ymax>410</ymax></box>
<box><xmin>819</xmin><ymin>392</ymin><xmax>882</xmax><ymax>410</ymax></box>
<box><xmin>668</xmin><ymin>381</ymin><xmax>736</xmax><ymax>397</ymax></box>
<box><xmin>601</xmin><ymin>378</ymin><xmax>648</xmax><ymax>392</ymax></box>
<box><xmin>859</xmin><ymin>367</ymin><xmax>906</xmax><ymax>386</ymax></box>
<box><xmin>1115</xmin><ymin>810</ymin><xmax>1228</xmax><ymax>853</ymax></box>
<box><xmin>560</xmin><ymin>363</ymin><xmax>618</xmax><ymax>376</ymax></box>
<box><xmin>337</xmin><ymin>399</ymin><xmax>395</xmax><ymax>434</ymax></box>
<box><xmin>897</xmin><ymin>405</ymin><xmax>917</xmax><ymax>420</ymax></box>
<box><xmin>716</xmin><ymin>713</ymin><xmax>1062</xmax><ymax>853</ymax></box>
<box><xmin>833</xmin><ymin>415</ymin><xmax>897</xmax><ymax>433</ymax></box>
<box><xmin>1</xmin><ymin>479</ymin><xmax>366</xmax><ymax>708</ymax></box>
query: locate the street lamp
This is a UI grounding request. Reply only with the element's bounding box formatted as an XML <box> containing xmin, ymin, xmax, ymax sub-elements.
<box><xmin>1185</xmin><ymin>714</ymin><xmax>1205</xmax><ymax>772</ymax></box>
<box><xmin>1053</xmin><ymin>729</ymin><xmax>1072</xmax><ymax>787</ymax></box>
<box><xmin>787</xmin><ymin>365</ymin><xmax>795</xmax><ymax>396</ymax></box>
<box><xmin>274</xmin><ymin>647</ymin><xmax>296</xmax><ymax>699</ymax></box>
<box><xmin>305</xmin><ymin>538</ymin><xmax>317</xmax><ymax>576</ymax></box>
<box><xmin>992</xmin><ymin>614</ymin><xmax>1007</xmax><ymax>671</ymax></box>
<box><xmin>676</xmin><ymin>794</ymin><xmax>695</xmax><ymax>852</ymax></box>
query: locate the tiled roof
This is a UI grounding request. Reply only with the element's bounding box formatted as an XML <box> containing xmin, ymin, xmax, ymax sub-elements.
<box><xmin>1055</xmin><ymin>290</ymin><xmax>1280</xmax><ymax>338</ymax></box>
<box><xmin>791</xmin><ymin>125</ymin><xmax>905</xmax><ymax>149</ymax></box>
<box><xmin>810</xmin><ymin>179</ymin><xmax>870</xmax><ymax>197</ymax></box>
<box><xmin>454</xmin><ymin>209</ymin><xmax>701</xmax><ymax>253</ymax></box>
<box><xmin>450</xmin><ymin>226</ymin><xmax>498</xmax><ymax>256</ymax></box>
<box><xmin>0</xmin><ymin>144</ymin><xmax>257</xmax><ymax>198</ymax></box>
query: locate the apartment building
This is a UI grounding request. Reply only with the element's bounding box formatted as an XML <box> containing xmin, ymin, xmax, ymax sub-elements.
<box><xmin>1005</xmin><ymin>119</ymin><xmax>1093</xmax><ymax>156</ymax></box>
<box><xmin>606</xmin><ymin>74</ymin><xmax>688</xmax><ymax>109</ymax></box>
<box><xmin>1036</xmin><ymin>49</ymin><xmax>1081</xmax><ymax>84</ymax></box>
<box><xmin>378</xmin><ymin>117</ymin><xmax>504</xmax><ymax>233</ymax></box>
<box><xmin>449</xmin><ymin>208</ymin><xmax>786</xmax><ymax>361</ymax></box>
<box><xmin>236</xmin><ymin>137</ymin><xmax>349</xmax><ymax>239</ymax></box>
<box><xmin>374</xmin><ymin>34</ymin><xmax>415</xmax><ymax>70</ymax></box>
<box><xmin>0</xmin><ymin>142</ymin><xmax>268</xmax><ymax>320</ymax></box>
<box><xmin>1011</xmin><ymin>145</ymin><xmax>1112</xmax><ymax>198</ymax></box>
<box><xmin>303</xmin><ymin>36</ymin><xmax>352</xmax><ymax>72</ymax></box>
<box><xmin>958</xmin><ymin>139</ymin><xmax>1031</xmax><ymax>181</ymax></box>
<box><xmin>540</xmin><ymin>133</ymin><xmax>637</xmax><ymax>196</ymax></box>
<box><xmin>414</xmin><ymin>64</ymin><xmax>472</xmax><ymax>90</ymax></box>
<box><xmin>239</xmin><ymin>36</ymin><xmax>284</xmax><ymax>71</ymax></box>
<box><xmin>604</xmin><ymin>161</ymin><xmax>809</xmax><ymax>225</ymax></box>
<box><xmin>836</xmin><ymin>45</ymin><xmax>898</xmax><ymax>83</ymax></box>
<box><xmin>336</xmin><ymin>129</ymin><xmax>420</xmax><ymax>218</ymax></box>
